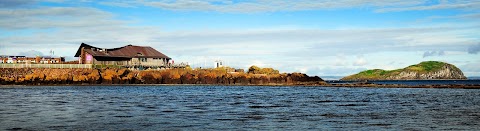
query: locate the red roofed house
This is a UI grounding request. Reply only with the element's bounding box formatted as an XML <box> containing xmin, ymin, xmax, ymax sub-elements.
<box><xmin>74</xmin><ymin>43</ymin><xmax>171</xmax><ymax>67</ymax></box>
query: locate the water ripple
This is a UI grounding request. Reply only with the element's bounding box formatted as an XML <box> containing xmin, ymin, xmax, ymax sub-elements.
<box><xmin>0</xmin><ymin>86</ymin><xmax>479</xmax><ymax>130</ymax></box>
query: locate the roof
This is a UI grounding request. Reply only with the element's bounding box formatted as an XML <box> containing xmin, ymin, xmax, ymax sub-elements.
<box><xmin>74</xmin><ymin>43</ymin><xmax>170</xmax><ymax>59</ymax></box>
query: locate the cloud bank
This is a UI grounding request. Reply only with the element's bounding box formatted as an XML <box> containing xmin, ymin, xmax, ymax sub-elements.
<box><xmin>124</xmin><ymin>0</ymin><xmax>480</xmax><ymax>13</ymax></box>
<box><xmin>0</xmin><ymin>0</ymin><xmax>35</xmax><ymax>8</ymax></box>
<box><xmin>1</xmin><ymin>0</ymin><xmax>479</xmax><ymax>76</ymax></box>
<box><xmin>468</xmin><ymin>43</ymin><xmax>480</xmax><ymax>54</ymax></box>
<box><xmin>423</xmin><ymin>50</ymin><xmax>445</xmax><ymax>58</ymax></box>
<box><xmin>41</xmin><ymin>0</ymin><xmax>480</xmax><ymax>13</ymax></box>
<box><xmin>18</xmin><ymin>50</ymin><xmax>44</xmax><ymax>57</ymax></box>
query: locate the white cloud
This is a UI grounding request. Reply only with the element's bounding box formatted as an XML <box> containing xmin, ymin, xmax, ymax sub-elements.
<box><xmin>304</xmin><ymin>66</ymin><xmax>368</xmax><ymax>77</ymax></box>
<box><xmin>353</xmin><ymin>55</ymin><xmax>367</xmax><ymax>66</ymax></box>
<box><xmin>138</xmin><ymin>0</ymin><xmax>420</xmax><ymax>13</ymax></box>
<box><xmin>0</xmin><ymin>0</ymin><xmax>35</xmax><ymax>8</ymax></box>
<box><xmin>2</xmin><ymin>21</ymin><xmax>477</xmax><ymax>76</ymax></box>
<box><xmin>151</xmin><ymin>27</ymin><xmax>477</xmax><ymax>58</ymax></box>
<box><xmin>1</xmin><ymin>0</ymin><xmax>479</xmax><ymax>77</ymax></box>
<box><xmin>376</xmin><ymin>1</ymin><xmax>480</xmax><ymax>12</ymax></box>
<box><xmin>460</xmin><ymin>62</ymin><xmax>480</xmax><ymax>76</ymax></box>
<box><xmin>427</xmin><ymin>13</ymin><xmax>480</xmax><ymax>21</ymax></box>
<box><xmin>468</xmin><ymin>43</ymin><xmax>480</xmax><ymax>54</ymax></box>
<box><xmin>94</xmin><ymin>0</ymin><xmax>480</xmax><ymax>13</ymax></box>
<box><xmin>423</xmin><ymin>50</ymin><xmax>445</xmax><ymax>58</ymax></box>
<box><xmin>334</xmin><ymin>54</ymin><xmax>348</xmax><ymax>66</ymax></box>
<box><xmin>18</xmin><ymin>50</ymin><xmax>44</xmax><ymax>56</ymax></box>
<box><xmin>294</xmin><ymin>66</ymin><xmax>309</xmax><ymax>74</ymax></box>
<box><xmin>98</xmin><ymin>1</ymin><xmax>138</xmax><ymax>8</ymax></box>
<box><xmin>249</xmin><ymin>60</ymin><xmax>267</xmax><ymax>68</ymax></box>
<box><xmin>0</xmin><ymin>7</ymin><xmax>122</xmax><ymax>29</ymax></box>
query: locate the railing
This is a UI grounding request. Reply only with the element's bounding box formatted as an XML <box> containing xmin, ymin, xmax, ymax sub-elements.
<box><xmin>0</xmin><ymin>64</ymin><xmax>92</xmax><ymax>69</ymax></box>
<box><xmin>92</xmin><ymin>64</ymin><xmax>123</xmax><ymax>69</ymax></box>
<box><xmin>123</xmin><ymin>62</ymin><xmax>189</xmax><ymax>69</ymax></box>
<box><xmin>172</xmin><ymin>62</ymin><xmax>188</xmax><ymax>68</ymax></box>
<box><xmin>0</xmin><ymin>63</ymin><xmax>188</xmax><ymax>69</ymax></box>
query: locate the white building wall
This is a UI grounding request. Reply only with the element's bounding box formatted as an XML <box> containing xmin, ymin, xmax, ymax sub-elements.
<box><xmin>89</xmin><ymin>57</ymin><xmax>168</xmax><ymax>66</ymax></box>
<box><xmin>130</xmin><ymin>58</ymin><xmax>168</xmax><ymax>66</ymax></box>
<box><xmin>92</xmin><ymin>58</ymin><xmax>129</xmax><ymax>65</ymax></box>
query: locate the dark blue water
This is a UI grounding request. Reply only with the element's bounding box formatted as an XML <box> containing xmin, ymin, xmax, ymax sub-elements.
<box><xmin>0</xmin><ymin>86</ymin><xmax>479</xmax><ymax>130</ymax></box>
<box><xmin>327</xmin><ymin>80</ymin><xmax>480</xmax><ymax>86</ymax></box>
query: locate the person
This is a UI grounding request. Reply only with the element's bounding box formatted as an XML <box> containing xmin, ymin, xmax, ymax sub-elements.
<box><xmin>168</xmin><ymin>59</ymin><xmax>173</xmax><ymax>67</ymax></box>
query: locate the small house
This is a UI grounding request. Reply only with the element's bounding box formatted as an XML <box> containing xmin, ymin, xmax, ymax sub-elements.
<box><xmin>74</xmin><ymin>43</ymin><xmax>171</xmax><ymax>67</ymax></box>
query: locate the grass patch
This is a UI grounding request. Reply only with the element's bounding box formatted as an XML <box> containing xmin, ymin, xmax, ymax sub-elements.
<box><xmin>406</xmin><ymin>61</ymin><xmax>446</xmax><ymax>72</ymax></box>
<box><xmin>342</xmin><ymin>61</ymin><xmax>452</xmax><ymax>80</ymax></box>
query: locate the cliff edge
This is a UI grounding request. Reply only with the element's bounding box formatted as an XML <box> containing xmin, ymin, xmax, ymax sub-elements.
<box><xmin>341</xmin><ymin>61</ymin><xmax>467</xmax><ymax>81</ymax></box>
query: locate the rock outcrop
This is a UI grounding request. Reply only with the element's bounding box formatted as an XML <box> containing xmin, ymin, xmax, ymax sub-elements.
<box><xmin>341</xmin><ymin>61</ymin><xmax>467</xmax><ymax>81</ymax></box>
<box><xmin>0</xmin><ymin>67</ymin><xmax>326</xmax><ymax>85</ymax></box>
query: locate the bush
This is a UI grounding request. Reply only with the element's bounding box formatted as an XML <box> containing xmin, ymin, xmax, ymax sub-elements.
<box><xmin>248</xmin><ymin>65</ymin><xmax>279</xmax><ymax>75</ymax></box>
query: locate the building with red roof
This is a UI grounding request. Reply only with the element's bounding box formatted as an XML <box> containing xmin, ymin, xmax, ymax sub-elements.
<box><xmin>74</xmin><ymin>43</ymin><xmax>171</xmax><ymax>67</ymax></box>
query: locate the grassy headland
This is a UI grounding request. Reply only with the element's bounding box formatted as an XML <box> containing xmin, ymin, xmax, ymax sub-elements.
<box><xmin>341</xmin><ymin>61</ymin><xmax>467</xmax><ymax>81</ymax></box>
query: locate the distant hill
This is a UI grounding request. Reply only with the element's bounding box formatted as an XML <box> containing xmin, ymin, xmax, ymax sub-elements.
<box><xmin>320</xmin><ymin>76</ymin><xmax>344</xmax><ymax>80</ymax></box>
<box><xmin>341</xmin><ymin>61</ymin><xmax>467</xmax><ymax>81</ymax></box>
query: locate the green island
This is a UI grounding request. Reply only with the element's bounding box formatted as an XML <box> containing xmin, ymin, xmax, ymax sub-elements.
<box><xmin>341</xmin><ymin>61</ymin><xmax>467</xmax><ymax>81</ymax></box>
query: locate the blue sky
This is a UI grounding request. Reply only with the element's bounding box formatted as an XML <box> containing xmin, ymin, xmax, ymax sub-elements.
<box><xmin>1</xmin><ymin>0</ymin><xmax>479</xmax><ymax>77</ymax></box>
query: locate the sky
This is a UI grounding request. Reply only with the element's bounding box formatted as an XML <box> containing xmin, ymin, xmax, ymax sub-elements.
<box><xmin>1</xmin><ymin>0</ymin><xmax>479</xmax><ymax>77</ymax></box>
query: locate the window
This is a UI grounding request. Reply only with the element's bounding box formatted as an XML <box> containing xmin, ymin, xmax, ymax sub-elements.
<box><xmin>138</xmin><ymin>58</ymin><xmax>147</xmax><ymax>62</ymax></box>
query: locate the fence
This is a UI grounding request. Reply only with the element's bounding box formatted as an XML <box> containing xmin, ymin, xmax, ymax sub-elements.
<box><xmin>0</xmin><ymin>64</ymin><xmax>92</xmax><ymax>69</ymax></box>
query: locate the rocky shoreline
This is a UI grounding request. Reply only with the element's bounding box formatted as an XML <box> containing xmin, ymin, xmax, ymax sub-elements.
<box><xmin>1</xmin><ymin>68</ymin><xmax>478</xmax><ymax>88</ymax></box>
<box><xmin>1</xmin><ymin>83</ymin><xmax>479</xmax><ymax>89</ymax></box>
<box><xmin>0</xmin><ymin>68</ymin><xmax>326</xmax><ymax>86</ymax></box>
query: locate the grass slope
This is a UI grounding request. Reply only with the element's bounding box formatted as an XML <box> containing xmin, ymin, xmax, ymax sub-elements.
<box><xmin>342</xmin><ymin>61</ymin><xmax>450</xmax><ymax>80</ymax></box>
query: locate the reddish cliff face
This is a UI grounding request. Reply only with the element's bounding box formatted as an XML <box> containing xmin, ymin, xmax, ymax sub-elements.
<box><xmin>0</xmin><ymin>68</ymin><xmax>326</xmax><ymax>85</ymax></box>
<box><xmin>0</xmin><ymin>68</ymin><xmax>99</xmax><ymax>85</ymax></box>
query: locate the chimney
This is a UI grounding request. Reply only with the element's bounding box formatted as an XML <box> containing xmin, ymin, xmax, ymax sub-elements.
<box><xmin>80</xmin><ymin>47</ymin><xmax>85</xmax><ymax>64</ymax></box>
<box><xmin>35</xmin><ymin>56</ymin><xmax>41</xmax><ymax>63</ymax></box>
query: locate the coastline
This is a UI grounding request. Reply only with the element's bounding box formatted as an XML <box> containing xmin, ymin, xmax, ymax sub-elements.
<box><xmin>2</xmin><ymin>68</ymin><xmax>479</xmax><ymax>89</ymax></box>
<box><xmin>2</xmin><ymin>83</ymin><xmax>480</xmax><ymax>89</ymax></box>
<box><xmin>0</xmin><ymin>68</ymin><xmax>325</xmax><ymax>86</ymax></box>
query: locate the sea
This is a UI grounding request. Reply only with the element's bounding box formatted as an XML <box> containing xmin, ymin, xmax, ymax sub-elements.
<box><xmin>0</xmin><ymin>85</ymin><xmax>479</xmax><ymax>130</ymax></box>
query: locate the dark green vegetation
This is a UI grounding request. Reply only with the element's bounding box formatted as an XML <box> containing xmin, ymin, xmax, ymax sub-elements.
<box><xmin>405</xmin><ymin>61</ymin><xmax>450</xmax><ymax>72</ymax></box>
<box><xmin>341</xmin><ymin>61</ymin><xmax>466</xmax><ymax>81</ymax></box>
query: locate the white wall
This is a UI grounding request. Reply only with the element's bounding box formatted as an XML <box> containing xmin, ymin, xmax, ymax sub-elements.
<box><xmin>89</xmin><ymin>57</ymin><xmax>168</xmax><ymax>66</ymax></box>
